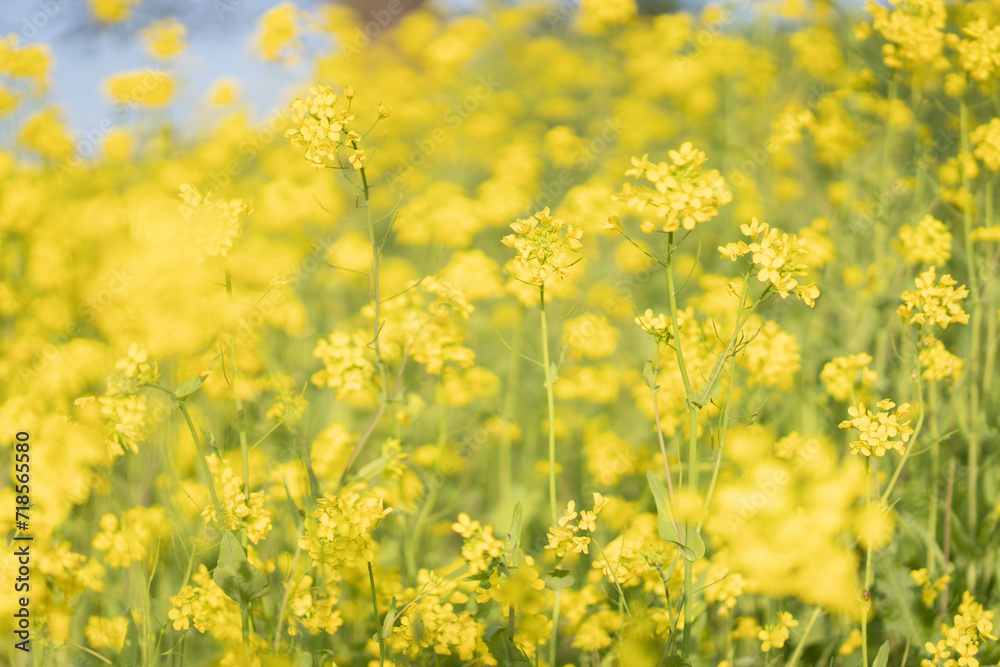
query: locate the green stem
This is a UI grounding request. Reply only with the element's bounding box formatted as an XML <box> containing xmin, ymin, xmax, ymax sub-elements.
<box><xmin>539</xmin><ymin>284</ymin><xmax>558</xmax><ymax>525</ymax></box>
<box><xmin>499</xmin><ymin>311</ymin><xmax>524</xmax><ymax>508</ymax></box>
<box><xmin>960</xmin><ymin>99</ymin><xmax>982</xmax><ymax>543</ymax></box>
<box><xmin>549</xmin><ymin>588</ymin><xmax>562</xmax><ymax>667</ymax></box>
<box><xmin>861</xmin><ymin>460</ymin><xmax>874</xmax><ymax>667</ymax></box>
<box><xmin>335</xmin><ymin>156</ymin><xmax>392</xmax><ymax>488</ymax></box>
<box><xmin>368</xmin><ymin>562</ymin><xmax>385</xmax><ymax>667</ymax></box>
<box><xmin>787</xmin><ymin>606</ymin><xmax>822</xmax><ymax>667</ymax></box>
<box><xmin>176</xmin><ymin>402</ymin><xmax>226</xmax><ymax>524</ymax></box>
<box><xmin>225</xmin><ymin>270</ymin><xmax>252</xmax><ymax>545</ymax></box>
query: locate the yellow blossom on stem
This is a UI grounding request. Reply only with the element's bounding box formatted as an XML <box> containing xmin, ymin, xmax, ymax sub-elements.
<box><xmin>898</xmin><ymin>266</ymin><xmax>970</xmax><ymax>329</ymax></box>
<box><xmin>839</xmin><ymin>399</ymin><xmax>913</xmax><ymax>457</ymax></box>
<box><xmin>613</xmin><ymin>143</ymin><xmax>731</xmax><ymax>233</ymax></box>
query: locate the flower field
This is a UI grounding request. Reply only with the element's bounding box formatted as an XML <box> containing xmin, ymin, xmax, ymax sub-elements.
<box><xmin>3</xmin><ymin>0</ymin><xmax>1000</xmax><ymax>665</ymax></box>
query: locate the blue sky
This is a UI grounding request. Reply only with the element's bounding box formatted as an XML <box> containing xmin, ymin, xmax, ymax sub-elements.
<box><xmin>1</xmin><ymin>0</ymin><xmax>873</xmax><ymax>143</ymax></box>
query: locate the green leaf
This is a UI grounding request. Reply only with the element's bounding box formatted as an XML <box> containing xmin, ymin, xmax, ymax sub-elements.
<box><xmin>213</xmin><ymin>531</ymin><xmax>269</xmax><ymax>605</ymax></box>
<box><xmin>642</xmin><ymin>360</ymin><xmax>658</xmax><ymax>390</ymax></box>
<box><xmin>662</xmin><ymin>656</ymin><xmax>692</xmax><ymax>667</ymax></box>
<box><xmin>689</xmin><ymin>531</ymin><xmax>706</xmax><ymax>561</ymax></box>
<box><xmin>544</xmin><ymin>568</ymin><xmax>576</xmax><ymax>591</ymax></box>
<box><xmin>503</xmin><ymin>502</ymin><xmax>523</xmax><ymax>567</ymax></box>
<box><xmin>381</xmin><ymin>596</ymin><xmax>397</xmax><ymax>640</ymax></box>
<box><xmin>646</xmin><ymin>471</ymin><xmax>679</xmax><ymax>543</ymax></box>
<box><xmin>118</xmin><ymin>611</ymin><xmax>140</xmax><ymax>667</ymax></box>
<box><xmin>872</xmin><ymin>641</ymin><xmax>890</xmax><ymax>667</ymax></box>
<box><xmin>174</xmin><ymin>375</ymin><xmax>207</xmax><ymax>401</ymax></box>
<box><xmin>355</xmin><ymin>455</ymin><xmax>390</xmax><ymax>481</ymax></box>
<box><xmin>484</xmin><ymin>625</ymin><xmax>531</xmax><ymax>666</ymax></box>
<box><xmin>294</xmin><ymin>652</ymin><xmax>313</xmax><ymax>667</ymax></box>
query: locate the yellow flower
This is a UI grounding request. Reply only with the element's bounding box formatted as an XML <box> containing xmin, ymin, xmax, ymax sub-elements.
<box><xmin>954</xmin><ymin>18</ymin><xmax>1000</xmax><ymax>83</ymax></box>
<box><xmin>719</xmin><ymin>218</ymin><xmax>820</xmax><ymax>306</ymax></box>
<box><xmin>502</xmin><ymin>207</ymin><xmax>584</xmax><ymax>285</ymax></box>
<box><xmin>820</xmin><ymin>353</ymin><xmax>877</xmax><ymax>402</ymax></box>
<box><xmin>972</xmin><ymin>118</ymin><xmax>1000</xmax><ymax>172</ymax></box>
<box><xmin>311</xmin><ymin>330</ymin><xmax>377</xmax><ymax>399</ymax></box>
<box><xmin>0</xmin><ymin>35</ymin><xmax>52</xmax><ymax>89</ymax></box>
<box><xmin>105</xmin><ymin>70</ymin><xmax>176</xmax><ymax>106</ymax></box>
<box><xmin>839</xmin><ymin>399</ymin><xmax>913</xmax><ymax>457</ymax></box>
<box><xmin>298</xmin><ymin>483</ymin><xmax>392</xmax><ymax>570</ymax></box>
<box><xmin>614</xmin><ymin>144</ymin><xmax>732</xmax><ymax>233</ymax></box>
<box><xmin>142</xmin><ymin>18</ymin><xmax>187</xmax><ymax>59</ymax></box>
<box><xmin>286</xmin><ymin>83</ymin><xmax>356</xmax><ymax>168</ymax></box>
<box><xmin>895</xmin><ymin>215</ymin><xmax>951</xmax><ymax>265</ymax></box>
<box><xmin>866</xmin><ymin>0</ymin><xmax>947</xmax><ymax>71</ymax></box>
<box><xmin>177</xmin><ymin>184</ymin><xmax>253</xmax><ymax>260</ymax></box>
<box><xmin>257</xmin><ymin>2</ymin><xmax>301</xmax><ymax>63</ymax></box>
<box><xmin>898</xmin><ymin>267</ymin><xmax>970</xmax><ymax>329</ymax></box>
<box><xmin>89</xmin><ymin>0</ymin><xmax>141</xmax><ymax>23</ymax></box>
<box><xmin>85</xmin><ymin>616</ymin><xmax>128</xmax><ymax>651</ymax></box>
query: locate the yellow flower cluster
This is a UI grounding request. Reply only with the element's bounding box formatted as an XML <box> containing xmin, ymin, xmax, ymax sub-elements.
<box><xmin>739</xmin><ymin>319</ymin><xmax>801</xmax><ymax>389</ymax></box>
<box><xmin>920</xmin><ymin>337</ymin><xmax>964</xmax><ymax>381</ymax></box>
<box><xmin>896</xmin><ymin>215</ymin><xmax>952</xmax><ymax>265</ymax></box>
<box><xmin>200</xmin><ymin>454</ymin><xmax>273</xmax><ymax>544</ymax></box>
<box><xmin>911</xmin><ymin>568</ymin><xmax>950</xmax><ymax>606</ymax></box>
<box><xmin>89</xmin><ymin>0</ymin><xmax>140</xmax><ymax>23</ymax></box>
<box><xmin>286</xmin><ymin>83</ymin><xmax>362</xmax><ymax>169</ymax></box>
<box><xmin>898</xmin><ymin>267</ymin><xmax>970</xmax><ymax>329</ymax></box>
<box><xmin>502</xmin><ymin>207</ymin><xmax>584</xmax><ymax>285</ymax></box>
<box><xmin>108</xmin><ymin>343</ymin><xmax>159</xmax><ymax>395</ymax></box>
<box><xmin>85</xmin><ymin>344</ymin><xmax>160</xmax><ymax>460</ymax></box>
<box><xmin>562</xmin><ymin>314</ymin><xmax>619</xmax><ymax>360</ymax></box>
<box><xmin>85</xmin><ymin>615</ymin><xmax>127</xmax><ymax>651</ymax></box>
<box><xmin>177</xmin><ymin>184</ymin><xmax>254</xmax><ymax>261</ymax></box>
<box><xmin>476</xmin><ymin>562</ymin><xmax>547</xmax><ymax>617</ymax></box>
<box><xmin>952</xmin><ymin>18</ymin><xmax>1000</xmax><ymax>83</ymax></box>
<box><xmin>18</xmin><ymin>108</ymin><xmax>74</xmax><ymax>159</ymax></box>
<box><xmin>0</xmin><ymin>35</ymin><xmax>51</xmax><ymax>86</ymax></box>
<box><xmin>451</xmin><ymin>513</ymin><xmax>504</xmax><ymax>575</ymax></box>
<box><xmin>704</xmin><ymin>554</ymin><xmax>747</xmax><ymax>617</ymax></box>
<box><xmin>820</xmin><ymin>353</ymin><xmax>878</xmax><ymax>402</ymax></box>
<box><xmin>392</xmin><ymin>575</ymin><xmax>481</xmax><ymax>661</ymax></box>
<box><xmin>867</xmin><ymin>0</ymin><xmax>948</xmax><ymax>70</ymax></box>
<box><xmin>614</xmin><ymin>143</ymin><xmax>732</xmax><ymax>234</ymax></box>
<box><xmin>719</xmin><ymin>218</ymin><xmax>820</xmax><ymax>306</ymax></box>
<box><xmin>635</xmin><ymin>308</ymin><xmax>676</xmax><ymax>345</ymax></box>
<box><xmin>578</xmin><ymin>0</ymin><xmax>637</xmax><ymax>33</ymax></box>
<box><xmin>168</xmin><ymin>564</ymin><xmax>239</xmax><ymax>634</ymax></box>
<box><xmin>258</xmin><ymin>3</ymin><xmax>301</xmax><ymax>63</ymax></box>
<box><xmin>142</xmin><ymin>18</ymin><xmax>187</xmax><ymax>60</ymax></box>
<box><xmin>839</xmin><ymin>399</ymin><xmax>914</xmax><ymax>457</ymax></box>
<box><xmin>106</xmin><ymin>71</ymin><xmax>176</xmax><ymax>106</ymax></box>
<box><xmin>922</xmin><ymin>592</ymin><xmax>998</xmax><ymax>667</ymax></box>
<box><xmin>92</xmin><ymin>505</ymin><xmax>167</xmax><ymax>568</ymax></box>
<box><xmin>284</xmin><ymin>575</ymin><xmax>343</xmax><ymax>636</ymax></box>
<box><xmin>972</xmin><ymin>118</ymin><xmax>1000</xmax><ymax>172</ymax></box>
<box><xmin>298</xmin><ymin>483</ymin><xmax>392</xmax><ymax>570</ymax></box>
<box><xmin>547</xmin><ymin>493</ymin><xmax>610</xmax><ymax>558</ymax></box>
<box><xmin>311</xmin><ymin>330</ymin><xmax>376</xmax><ymax>399</ymax></box>
<box><xmin>758</xmin><ymin>611</ymin><xmax>798</xmax><ymax>652</ymax></box>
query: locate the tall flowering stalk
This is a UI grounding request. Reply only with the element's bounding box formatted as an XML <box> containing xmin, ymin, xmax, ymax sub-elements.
<box><xmin>287</xmin><ymin>82</ymin><xmax>394</xmax><ymax>664</ymax></box>
<box><xmin>502</xmin><ymin>207</ymin><xmax>583</xmax><ymax>665</ymax></box>
<box><xmin>608</xmin><ymin>144</ymin><xmax>820</xmax><ymax>659</ymax></box>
